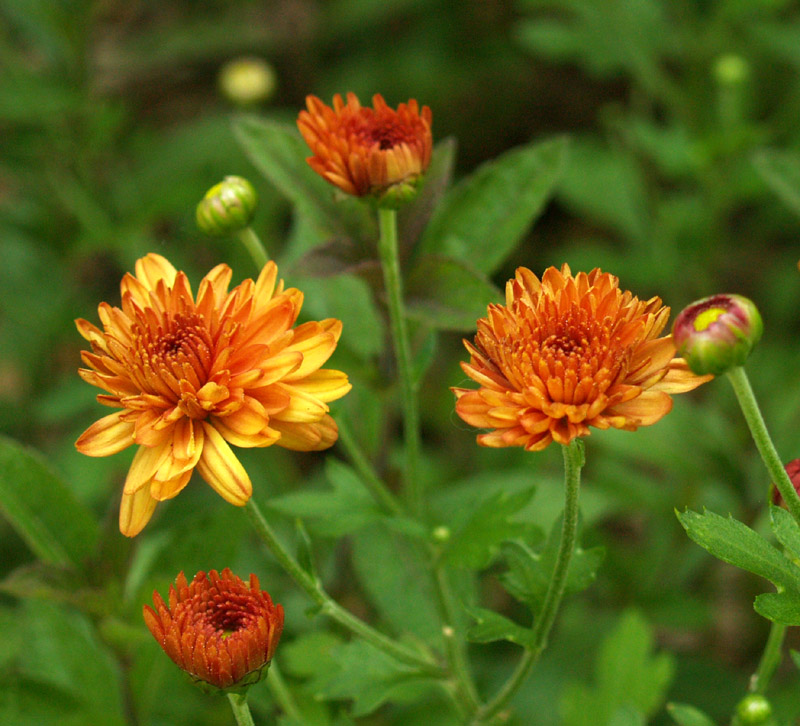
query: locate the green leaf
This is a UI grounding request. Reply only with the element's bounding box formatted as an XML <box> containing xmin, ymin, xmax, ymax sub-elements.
<box><xmin>560</xmin><ymin>610</ymin><xmax>675</xmax><ymax>726</ymax></box>
<box><xmin>441</xmin><ymin>486</ymin><xmax>537</xmax><ymax>569</ymax></box>
<box><xmin>267</xmin><ymin>459</ymin><xmax>380</xmax><ymax>536</ymax></box>
<box><xmin>415</xmin><ymin>136</ymin><xmax>568</xmax><ymax>274</ymax></box>
<box><xmin>753</xmin><ymin>148</ymin><xmax>800</xmax><ymax>218</ymax></box>
<box><xmin>667</xmin><ymin>702</ymin><xmax>717</xmax><ymax>726</ymax></box>
<box><xmin>769</xmin><ymin>504</ymin><xmax>800</xmax><ymax>561</ymax></box>
<box><xmin>405</xmin><ymin>255</ymin><xmax>501</xmax><ymax>331</ymax></box>
<box><xmin>317</xmin><ymin>640</ymin><xmax>435</xmax><ymax>717</ymax></box>
<box><xmin>465</xmin><ymin>606</ymin><xmax>534</xmax><ymax>646</ymax></box>
<box><xmin>351</xmin><ymin>526</ymin><xmax>442</xmax><ymax>643</ymax></box>
<box><xmin>232</xmin><ymin>116</ymin><xmax>373</xmax><ymax>240</ymax></box>
<box><xmin>754</xmin><ymin>591</ymin><xmax>800</xmax><ymax>625</ymax></box>
<box><xmin>499</xmin><ymin>529</ymin><xmax>604</xmax><ymax>614</ymax></box>
<box><xmin>792</xmin><ymin>649</ymin><xmax>800</xmax><ymax>671</ymax></box>
<box><xmin>0</xmin><ymin>435</ymin><xmax>99</xmax><ymax>568</ymax></box>
<box><xmin>677</xmin><ymin>509</ymin><xmax>800</xmax><ymax>592</ymax></box>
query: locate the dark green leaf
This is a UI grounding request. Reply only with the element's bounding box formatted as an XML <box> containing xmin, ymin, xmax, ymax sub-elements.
<box><xmin>441</xmin><ymin>487</ymin><xmax>537</xmax><ymax>569</ymax></box>
<box><xmin>416</xmin><ymin>136</ymin><xmax>568</xmax><ymax>274</ymax></box>
<box><xmin>792</xmin><ymin>649</ymin><xmax>800</xmax><ymax>671</ymax></box>
<box><xmin>465</xmin><ymin>606</ymin><xmax>534</xmax><ymax>646</ymax></box>
<box><xmin>560</xmin><ymin>610</ymin><xmax>674</xmax><ymax>726</ymax></box>
<box><xmin>769</xmin><ymin>504</ymin><xmax>800</xmax><ymax>561</ymax></box>
<box><xmin>667</xmin><ymin>702</ymin><xmax>717</xmax><ymax>726</ymax></box>
<box><xmin>0</xmin><ymin>435</ymin><xmax>99</xmax><ymax>568</ymax></box>
<box><xmin>754</xmin><ymin>591</ymin><xmax>800</xmax><ymax>625</ymax></box>
<box><xmin>232</xmin><ymin>116</ymin><xmax>374</xmax><ymax>241</ymax></box>
<box><xmin>317</xmin><ymin>641</ymin><xmax>435</xmax><ymax>717</ymax></box>
<box><xmin>405</xmin><ymin>255</ymin><xmax>501</xmax><ymax>331</ymax></box>
<box><xmin>351</xmin><ymin>527</ymin><xmax>442</xmax><ymax>643</ymax></box>
<box><xmin>267</xmin><ymin>459</ymin><xmax>379</xmax><ymax>536</ymax></box>
<box><xmin>295</xmin><ymin>518</ymin><xmax>318</xmax><ymax>582</ymax></box>
<box><xmin>677</xmin><ymin>509</ymin><xmax>800</xmax><ymax>592</ymax></box>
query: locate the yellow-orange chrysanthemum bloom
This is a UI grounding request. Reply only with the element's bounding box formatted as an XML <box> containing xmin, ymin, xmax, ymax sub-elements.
<box><xmin>143</xmin><ymin>569</ymin><xmax>284</xmax><ymax>691</ymax></box>
<box><xmin>76</xmin><ymin>254</ymin><xmax>351</xmax><ymax>536</ymax></box>
<box><xmin>453</xmin><ymin>265</ymin><xmax>712</xmax><ymax>451</ymax></box>
<box><xmin>297</xmin><ymin>92</ymin><xmax>433</xmax><ymax>199</ymax></box>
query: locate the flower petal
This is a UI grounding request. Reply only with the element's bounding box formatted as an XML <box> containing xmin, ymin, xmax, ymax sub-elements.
<box><xmin>76</xmin><ymin>413</ymin><xmax>135</xmax><ymax>456</ymax></box>
<box><xmin>271</xmin><ymin>415</ymin><xmax>339</xmax><ymax>451</ymax></box>
<box><xmin>196</xmin><ymin>423</ymin><xmax>252</xmax><ymax>505</ymax></box>
<box><xmin>124</xmin><ymin>442</ymin><xmax>172</xmax><ymax>494</ymax></box>
<box><xmin>283</xmin><ymin>369</ymin><xmax>351</xmax><ymax>403</ymax></box>
<box><xmin>119</xmin><ymin>479</ymin><xmax>158</xmax><ymax>537</ymax></box>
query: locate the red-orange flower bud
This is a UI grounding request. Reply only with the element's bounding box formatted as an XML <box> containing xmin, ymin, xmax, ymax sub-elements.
<box><xmin>297</xmin><ymin>92</ymin><xmax>433</xmax><ymax>206</ymax></box>
<box><xmin>143</xmin><ymin>569</ymin><xmax>284</xmax><ymax>692</ymax></box>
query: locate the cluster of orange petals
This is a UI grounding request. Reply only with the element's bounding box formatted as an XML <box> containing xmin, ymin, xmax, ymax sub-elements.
<box><xmin>143</xmin><ymin>569</ymin><xmax>284</xmax><ymax>691</ymax></box>
<box><xmin>454</xmin><ymin>265</ymin><xmax>711</xmax><ymax>451</ymax></box>
<box><xmin>297</xmin><ymin>92</ymin><xmax>433</xmax><ymax>198</ymax></box>
<box><xmin>75</xmin><ymin>254</ymin><xmax>350</xmax><ymax>536</ymax></box>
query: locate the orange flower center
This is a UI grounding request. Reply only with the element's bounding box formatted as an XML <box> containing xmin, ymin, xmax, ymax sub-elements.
<box><xmin>191</xmin><ymin>589</ymin><xmax>260</xmax><ymax>640</ymax></box>
<box><xmin>348</xmin><ymin>115</ymin><xmax>415</xmax><ymax>150</ymax></box>
<box><xmin>131</xmin><ymin>312</ymin><xmax>222</xmax><ymax>419</ymax></box>
<box><xmin>506</xmin><ymin>305</ymin><xmax>628</xmax><ymax>404</ymax></box>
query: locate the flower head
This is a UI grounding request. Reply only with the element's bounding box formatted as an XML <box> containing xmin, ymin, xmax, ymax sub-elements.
<box><xmin>143</xmin><ymin>569</ymin><xmax>284</xmax><ymax>692</ymax></box>
<box><xmin>196</xmin><ymin>176</ymin><xmax>258</xmax><ymax>236</ymax></box>
<box><xmin>297</xmin><ymin>92</ymin><xmax>433</xmax><ymax>205</ymax></box>
<box><xmin>76</xmin><ymin>254</ymin><xmax>351</xmax><ymax>536</ymax></box>
<box><xmin>672</xmin><ymin>293</ymin><xmax>762</xmax><ymax>375</ymax></box>
<box><xmin>453</xmin><ymin>264</ymin><xmax>711</xmax><ymax>451</ymax></box>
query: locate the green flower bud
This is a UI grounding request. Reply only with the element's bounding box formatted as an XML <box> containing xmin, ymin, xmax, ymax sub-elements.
<box><xmin>734</xmin><ymin>694</ymin><xmax>773</xmax><ymax>726</ymax></box>
<box><xmin>672</xmin><ymin>294</ymin><xmax>763</xmax><ymax>376</ymax></box>
<box><xmin>196</xmin><ymin>176</ymin><xmax>258</xmax><ymax>236</ymax></box>
<box><xmin>714</xmin><ymin>54</ymin><xmax>750</xmax><ymax>88</ymax></box>
<box><xmin>218</xmin><ymin>57</ymin><xmax>276</xmax><ymax>107</ymax></box>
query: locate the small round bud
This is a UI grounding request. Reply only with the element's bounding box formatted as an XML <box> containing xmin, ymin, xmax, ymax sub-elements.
<box><xmin>218</xmin><ymin>57</ymin><xmax>276</xmax><ymax>107</ymax></box>
<box><xmin>734</xmin><ymin>694</ymin><xmax>772</xmax><ymax>725</ymax></box>
<box><xmin>714</xmin><ymin>54</ymin><xmax>750</xmax><ymax>87</ymax></box>
<box><xmin>196</xmin><ymin>176</ymin><xmax>258</xmax><ymax>236</ymax></box>
<box><xmin>772</xmin><ymin>458</ymin><xmax>800</xmax><ymax>508</ymax></box>
<box><xmin>672</xmin><ymin>294</ymin><xmax>763</xmax><ymax>376</ymax></box>
<box><xmin>432</xmin><ymin>525</ymin><xmax>451</xmax><ymax>543</ymax></box>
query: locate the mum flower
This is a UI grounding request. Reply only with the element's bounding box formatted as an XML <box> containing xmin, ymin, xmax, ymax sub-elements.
<box><xmin>453</xmin><ymin>264</ymin><xmax>711</xmax><ymax>451</ymax></box>
<box><xmin>143</xmin><ymin>569</ymin><xmax>284</xmax><ymax>691</ymax></box>
<box><xmin>76</xmin><ymin>254</ymin><xmax>350</xmax><ymax>536</ymax></box>
<box><xmin>297</xmin><ymin>92</ymin><xmax>433</xmax><ymax>203</ymax></box>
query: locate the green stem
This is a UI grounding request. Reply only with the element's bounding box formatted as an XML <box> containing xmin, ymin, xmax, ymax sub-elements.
<box><xmin>244</xmin><ymin>499</ymin><xmax>443</xmax><ymax>676</ymax></box>
<box><xmin>471</xmin><ymin>439</ymin><xmax>584</xmax><ymax>725</ymax></box>
<box><xmin>726</xmin><ymin>366</ymin><xmax>800</xmax><ymax>527</ymax></box>
<box><xmin>749</xmin><ymin>620</ymin><xmax>787</xmax><ymax>694</ymax></box>
<box><xmin>267</xmin><ymin>661</ymin><xmax>304</xmax><ymax>723</ymax></box>
<box><xmin>237</xmin><ymin>226</ymin><xmax>269</xmax><ymax>269</ymax></box>
<box><xmin>376</xmin><ymin>207</ymin><xmax>422</xmax><ymax>515</ymax></box>
<box><xmin>336</xmin><ymin>414</ymin><xmax>405</xmax><ymax>516</ymax></box>
<box><xmin>227</xmin><ymin>692</ymin><xmax>256</xmax><ymax>726</ymax></box>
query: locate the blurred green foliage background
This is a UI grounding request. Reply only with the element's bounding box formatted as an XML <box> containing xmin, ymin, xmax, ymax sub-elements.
<box><xmin>2</xmin><ymin>0</ymin><xmax>800</xmax><ymax>724</ymax></box>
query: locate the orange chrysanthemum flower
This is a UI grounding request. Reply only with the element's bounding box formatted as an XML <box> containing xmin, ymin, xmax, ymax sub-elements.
<box><xmin>453</xmin><ymin>265</ymin><xmax>712</xmax><ymax>451</ymax></box>
<box><xmin>143</xmin><ymin>569</ymin><xmax>284</xmax><ymax>691</ymax></box>
<box><xmin>297</xmin><ymin>92</ymin><xmax>433</xmax><ymax>201</ymax></box>
<box><xmin>76</xmin><ymin>254</ymin><xmax>351</xmax><ymax>536</ymax></box>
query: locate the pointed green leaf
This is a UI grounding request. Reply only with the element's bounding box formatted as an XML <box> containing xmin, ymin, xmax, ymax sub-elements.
<box><xmin>441</xmin><ymin>486</ymin><xmax>537</xmax><ymax>569</ymax></box>
<box><xmin>232</xmin><ymin>116</ymin><xmax>374</xmax><ymax>240</ymax></box>
<box><xmin>667</xmin><ymin>702</ymin><xmax>717</xmax><ymax>726</ymax></box>
<box><xmin>416</xmin><ymin>136</ymin><xmax>568</xmax><ymax>273</ymax></box>
<box><xmin>405</xmin><ymin>255</ymin><xmax>501</xmax><ymax>331</ymax></box>
<box><xmin>677</xmin><ymin>509</ymin><xmax>800</xmax><ymax>592</ymax></box>
<box><xmin>0</xmin><ymin>435</ymin><xmax>99</xmax><ymax>568</ymax></box>
<box><xmin>465</xmin><ymin>606</ymin><xmax>534</xmax><ymax>646</ymax></box>
<box><xmin>754</xmin><ymin>591</ymin><xmax>800</xmax><ymax>625</ymax></box>
<box><xmin>769</xmin><ymin>504</ymin><xmax>800</xmax><ymax>561</ymax></box>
